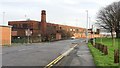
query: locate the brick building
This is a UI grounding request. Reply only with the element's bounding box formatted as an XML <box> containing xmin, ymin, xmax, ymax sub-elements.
<box><xmin>8</xmin><ymin>10</ymin><xmax>86</xmax><ymax>42</ymax></box>
<box><xmin>0</xmin><ymin>25</ymin><xmax>12</xmax><ymax>45</ymax></box>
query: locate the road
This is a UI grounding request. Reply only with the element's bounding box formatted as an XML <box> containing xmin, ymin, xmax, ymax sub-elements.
<box><xmin>2</xmin><ymin>39</ymin><xmax>95</xmax><ymax>67</ymax></box>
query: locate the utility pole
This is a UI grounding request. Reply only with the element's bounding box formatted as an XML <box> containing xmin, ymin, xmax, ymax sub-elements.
<box><xmin>89</xmin><ymin>17</ymin><xmax>91</xmax><ymax>29</ymax></box>
<box><xmin>86</xmin><ymin>10</ymin><xmax>89</xmax><ymax>43</ymax></box>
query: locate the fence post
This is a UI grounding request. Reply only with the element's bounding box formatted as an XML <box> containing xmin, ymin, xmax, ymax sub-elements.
<box><xmin>103</xmin><ymin>46</ymin><xmax>108</xmax><ymax>55</ymax></box>
<box><xmin>114</xmin><ymin>49</ymin><xmax>119</xmax><ymax>63</ymax></box>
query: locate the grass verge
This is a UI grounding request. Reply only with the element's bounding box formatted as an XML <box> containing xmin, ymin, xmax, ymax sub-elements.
<box><xmin>88</xmin><ymin>38</ymin><xmax>119</xmax><ymax>66</ymax></box>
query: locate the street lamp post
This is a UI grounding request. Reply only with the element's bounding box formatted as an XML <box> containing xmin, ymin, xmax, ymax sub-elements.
<box><xmin>89</xmin><ymin>17</ymin><xmax>91</xmax><ymax>29</ymax></box>
<box><xmin>86</xmin><ymin>10</ymin><xmax>89</xmax><ymax>43</ymax></box>
<box><xmin>3</xmin><ymin>12</ymin><xmax>5</xmax><ymax>25</ymax></box>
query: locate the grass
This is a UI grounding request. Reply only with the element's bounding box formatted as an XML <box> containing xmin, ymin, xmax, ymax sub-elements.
<box><xmin>88</xmin><ymin>38</ymin><xmax>119</xmax><ymax>67</ymax></box>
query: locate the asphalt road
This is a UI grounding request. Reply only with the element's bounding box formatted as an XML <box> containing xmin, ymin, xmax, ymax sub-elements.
<box><xmin>2</xmin><ymin>39</ymin><xmax>85</xmax><ymax>66</ymax></box>
<box><xmin>2</xmin><ymin>39</ymin><xmax>95</xmax><ymax>68</ymax></box>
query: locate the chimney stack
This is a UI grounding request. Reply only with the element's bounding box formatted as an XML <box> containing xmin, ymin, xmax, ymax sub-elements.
<box><xmin>41</xmin><ymin>10</ymin><xmax>47</xmax><ymax>35</ymax></box>
<box><xmin>41</xmin><ymin>10</ymin><xmax>46</xmax><ymax>23</ymax></box>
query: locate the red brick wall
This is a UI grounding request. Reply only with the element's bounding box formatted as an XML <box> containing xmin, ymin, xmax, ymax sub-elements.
<box><xmin>8</xmin><ymin>20</ymin><xmax>40</xmax><ymax>36</ymax></box>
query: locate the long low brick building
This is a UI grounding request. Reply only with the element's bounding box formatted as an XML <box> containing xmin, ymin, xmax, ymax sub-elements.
<box><xmin>8</xmin><ymin>10</ymin><xmax>87</xmax><ymax>42</ymax></box>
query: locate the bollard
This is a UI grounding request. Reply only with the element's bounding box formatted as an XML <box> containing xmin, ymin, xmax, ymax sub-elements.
<box><xmin>103</xmin><ymin>46</ymin><xmax>108</xmax><ymax>55</ymax></box>
<box><xmin>101</xmin><ymin>45</ymin><xmax>104</xmax><ymax>53</ymax></box>
<box><xmin>114</xmin><ymin>49</ymin><xmax>119</xmax><ymax>63</ymax></box>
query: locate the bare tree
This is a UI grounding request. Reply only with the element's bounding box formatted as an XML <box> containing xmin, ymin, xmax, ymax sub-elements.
<box><xmin>97</xmin><ymin>1</ymin><xmax>120</xmax><ymax>46</ymax></box>
<box><xmin>97</xmin><ymin>1</ymin><xmax>120</xmax><ymax>39</ymax></box>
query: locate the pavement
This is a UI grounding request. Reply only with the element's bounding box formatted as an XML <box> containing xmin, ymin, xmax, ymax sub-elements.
<box><xmin>2</xmin><ymin>39</ymin><xmax>95</xmax><ymax>67</ymax></box>
<box><xmin>56</xmin><ymin>42</ymin><xmax>95</xmax><ymax>66</ymax></box>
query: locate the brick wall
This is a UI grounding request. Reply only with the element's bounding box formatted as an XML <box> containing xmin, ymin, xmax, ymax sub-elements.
<box><xmin>0</xmin><ymin>26</ymin><xmax>11</xmax><ymax>45</ymax></box>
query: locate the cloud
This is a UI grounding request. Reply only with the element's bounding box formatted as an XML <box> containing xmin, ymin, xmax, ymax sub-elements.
<box><xmin>0</xmin><ymin>0</ymin><xmax>119</xmax><ymax>27</ymax></box>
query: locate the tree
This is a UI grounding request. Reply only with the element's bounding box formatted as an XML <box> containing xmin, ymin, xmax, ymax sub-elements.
<box><xmin>97</xmin><ymin>1</ymin><xmax>120</xmax><ymax>38</ymax></box>
<box><xmin>59</xmin><ymin>30</ymin><xmax>72</xmax><ymax>39</ymax></box>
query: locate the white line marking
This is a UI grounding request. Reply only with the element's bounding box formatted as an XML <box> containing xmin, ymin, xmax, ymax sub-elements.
<box><xmin>18</xmin><ymin>49</ymin><xmax>26</xmax><ymax>51</ymax></box>
<box><xmin>18</xmin><ymin>48</ymin><xmax>33</xmax><ymax>51</ymax></box>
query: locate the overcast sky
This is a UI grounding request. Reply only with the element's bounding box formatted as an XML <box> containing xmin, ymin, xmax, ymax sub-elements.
<box><xmin>0</xmin><ymin>0</ymin><xmax>119</xmax><ymax>28</ymax></box>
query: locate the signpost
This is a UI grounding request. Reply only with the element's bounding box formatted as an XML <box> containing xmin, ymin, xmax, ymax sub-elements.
<box><xmin>92</xmin><ymin>25</ymin><xmax>96</xmax><ymax>45</ymax></box>
<box><xmin>25</xmin><ymin>29</ymin><xmax>32</xmax><ymax>44</ymax></box>
<box><xmin>38</xmin><ymin>34</ymin><xmax>41</xmax><ymax>42</ymax></box>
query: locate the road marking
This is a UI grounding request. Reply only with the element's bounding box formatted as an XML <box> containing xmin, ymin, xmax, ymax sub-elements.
<box><xmin>18</xmin><ymin>49</ymin><xmax>26</xmax><ymax>51</ymax></box>
<box><xmin>18</xmin><ymin>48</ymin><xmax>33</xmax><ymax>51</ymax></box>
<box><xmin>44</xmin><ymin>44</ymin><xmax>78</xmax><ymax>68</ymax></box>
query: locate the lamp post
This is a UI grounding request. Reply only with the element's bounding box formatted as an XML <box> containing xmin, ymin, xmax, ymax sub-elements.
<box><xmin>86</xmin><ymin>10</ymin><xmax>89</xmax><ymax>43</ymax></box>
<box><xmin>89</xmin><ymin>17</ymin><xmax>91</xmax><ymax>29</ymax></box>
<box><xmin>3</xmin><ymin>12</ymin><xmax>5</xmax><ymax>25</ymax></box>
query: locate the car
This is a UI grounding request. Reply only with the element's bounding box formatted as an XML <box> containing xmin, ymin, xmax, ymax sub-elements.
<box><xmin>70</xmin><ymin>37</ymin><xmax>75</xmax><ymax>40</ymax></box>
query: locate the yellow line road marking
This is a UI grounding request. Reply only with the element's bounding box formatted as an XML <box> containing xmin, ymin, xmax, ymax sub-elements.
<box><xmin>44</xmin><ymin>44</ymin><xmax>78</xmax><ymax>68</ymax></box>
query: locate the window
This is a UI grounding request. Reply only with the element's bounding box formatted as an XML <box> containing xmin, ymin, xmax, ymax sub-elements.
<box><xmin>13</xmin><ymin>24</ymin><xmax>17</xmax><ymax>28</ymax></box>
<box><xmin>22</xmin><ymin>24</ymin><xmax>28</xmax><ymax>28</ymax></box>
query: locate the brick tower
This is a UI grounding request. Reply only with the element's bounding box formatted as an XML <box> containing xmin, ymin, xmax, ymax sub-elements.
<box><xmin>41</xmin><ymin>10</ymin><xmax>47</xmax><ymax>35</ymax></box>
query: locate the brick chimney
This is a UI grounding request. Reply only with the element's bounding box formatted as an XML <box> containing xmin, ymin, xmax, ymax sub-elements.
<box><xmin>41</xmin><ymin>10</ymin><xmax>47</xmax><ymax>35</ymax></box>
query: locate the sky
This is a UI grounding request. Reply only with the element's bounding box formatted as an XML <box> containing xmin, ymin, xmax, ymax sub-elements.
<box><xmin>0</xmin><ymin>0</ymin><xmax>119</xmax><ymax>28</ymax></box>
